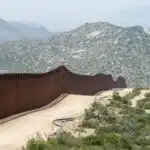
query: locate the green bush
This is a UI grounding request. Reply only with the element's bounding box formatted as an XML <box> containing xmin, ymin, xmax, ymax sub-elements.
<box><xmin>55</xmin><ymin>132</ymin><xmax>82</xmax><ymax>147</ymax></box>
<box><xmin>137</xmin><ymin>93</ymin><xmax>150</xmax><ymax>108</ymax></box>
<box><xmin>145</xmin><ymin>93</ymin><xmax>150</xmax><ymax>98</ymax></box>
<box><xmin>143</xmin><ymin>102</ymin><xmax>150</xmax><ymax>109</ymax></box>
<box><xmin>83</xmin><ymin>135</ymin><xmax>104</xmax><ymax>145</ymax></box>
<box><xmin>136</xmin><ymin>136</ymin><xmax>150</xmax><ymax>146</ymax></box>
<box><xmin>103</xmin><ymin>133</ymin><xmax>121</xmax><ymax>145</ymax></box>
<box><xmin>112</xmin><ymin>92</ymin><xmax>122</xmax><ymax>101</ymax></box>
<box><xmin>23</xmin><ymin>138</ymin><xmax>48</xmax><ymax>150</ymax></box>
<box><xmin>122</xmin><ymin>98</ymin><xmax>131</xmax><ymax>105</ymax></box>
<box><xmin>119</xmin><ymin>135</ymin><xmax>134</xmax><ymax>149</ymax></box>
<box><xmin>110</xmin><ymin>91</ymin><xmax>131</xmax><ymax>108</ymax></box>
<box><xmin>96</xmin><ymin>125</ymin><xmax>120</xmax><ymax>135</ymax></box>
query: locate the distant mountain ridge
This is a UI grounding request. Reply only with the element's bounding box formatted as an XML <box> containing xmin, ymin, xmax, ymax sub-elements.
<box><xmin>15</xmin><ymin>20</ymin><xmax>43</xmax><ymax>27</ymax></box>
<box><xmin>0</xmin><ymin>18</ymin><xmax>52</xmax><ymax>42</ymax></box>
<box><xmin>0</xmin><ymin>21</ymin><xmax>150</xmax><ymax>88</ymax></box>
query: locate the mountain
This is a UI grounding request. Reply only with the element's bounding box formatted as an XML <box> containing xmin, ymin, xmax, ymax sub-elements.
<box><xmin>144</xmin><ymin>28</ymin><xmax>150</xmax><ymax>34</ymax></box>
<box><xmin>16</xmin><ymin>20</ymin><xmax>43</xmax><ymax>27</ymax></box>
<box><xmin>0</xmin><ymin>21</ymin><xmax>150</xmax><ymax>87</ymax></box>
<box><xmin>0</xmin><ymin>18</ymin><xmax>52</xmax><ymax>42</ymax></box>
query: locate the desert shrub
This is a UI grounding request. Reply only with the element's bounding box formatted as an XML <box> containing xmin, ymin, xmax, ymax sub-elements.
<box><xmin>143</xmin><ymin>102</ymin><xmax>150</xmax><ymax>109</ymax></box>
<box><xmin>137</xmin><ymin>93</ymin><xmax>150</xmax><ymax>108</ymax></box>
<box><xmin>96</xmin><ymin>125</ymin><xmax>121</xmax><ymax>135</ymax></box>
<box><xmin>109</xmin><ymin>91</ymin><xmax>131</xmax><ymax>109</ymax></box>
<box><xmin>105</xmin><ymin>115</ymin><xmax>117</xmax><ymax>124</ymax></box>
<box><xmin>82</xmin><ymin>118</ymin><xmax>99</xmax><ymax>128</ymax></box>
<box><xmin>136</xmin><ymin>136</ymin><xmax>150</xmax><ymax>146</ymax></box>
<box><xmin>23</xmin><ymin>132</ymin><xmax>84</xmax><ymax>150</ymax></box>
<box><xmin>103</xmin><ymin>132</ymin><xmax>121</xmax><ymax>145</ymax></box>
<box><xmin>82</xmin><ymin>101</ymin><xmax>115</xmax><ymax>128</ymax></box>
<box><xmin>145</xmin><ymin>93</ymin><xmax>150</xmax><ymax>98</ymax></box>
<box><xmin>122</xmin><ymin>97</ymin><xmax>131</xmax><ymax>105</ymax></box>
<box><xmin>54</xmin><ymin>132</ymin><xmax>82</xmax><ymax>147</ymax></box>
<box><xmin>123</xmin><ymin>88</ymin><xmax>141</xmax><ymax>100</ymax></box>
<box><xmin>22</xmin><ymin>138</ymin><xmax>48</xmax><ymax>150</ymax></box>
<box><xmin>108</xmin><ymin>100</ymin><xmax>122</xmax><ymax>108</ymax></box>
<box><xmin>120</xmin><ymin>106</ymin><xmax>145</xmax><ymax>115</ymax></box>
<box><xmin>119</xmin><ymin>135</ymin><xmax>134</xmax><ymax>149</ymax></box>
<box><xmin>112</xmin><ymin>92</ymin><xmax>122</xmax><ymax>101</ymax></box>
<box><xmin>83</xmin><ymin>135</ymin><xmax>104</xmax><ymax>146</ymax></box>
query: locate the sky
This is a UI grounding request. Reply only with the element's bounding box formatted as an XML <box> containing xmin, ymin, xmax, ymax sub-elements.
<box><xmin>0</xmin><ymin>0</ymin><xmax>150</xmax><ymax>31</ymax></box>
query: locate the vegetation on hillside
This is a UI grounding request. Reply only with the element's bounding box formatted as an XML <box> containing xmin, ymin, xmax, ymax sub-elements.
<box><xmin>137</xmin><ymin>92</ymin><xmax>150</xmax><ymax>109</ymax></box>
<box><xmin>1</xmin><ymin>22</ymin><xmax>150</xmax><ymax>87</ymax></box>
<box><xmin>23</xmin><ymin>89</ymin><xmax>150</xmax><ymax>150</ymax></box>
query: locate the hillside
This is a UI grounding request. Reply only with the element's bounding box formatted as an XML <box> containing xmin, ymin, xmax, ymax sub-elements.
<box><xmin>0</xmin><ymin>18</ymin><xmax>51</xmax><ymax>42</ymax></box>
<box><xmin>0</xmin><ymin>22</ymin><xmax>150</xmax><ymax>87</ymax></box>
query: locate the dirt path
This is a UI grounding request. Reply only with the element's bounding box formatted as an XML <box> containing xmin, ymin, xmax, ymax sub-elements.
<box><xmin>0</xmin><ymin>94</ymin><xmax>95</xmax><ymax>150</ymax></box>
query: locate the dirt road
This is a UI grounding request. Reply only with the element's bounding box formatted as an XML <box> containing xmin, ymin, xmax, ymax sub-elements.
<box><xmin>0</xmin><ymin>94</ymin><xmax>95</xmax><ymax>150</ymax></box>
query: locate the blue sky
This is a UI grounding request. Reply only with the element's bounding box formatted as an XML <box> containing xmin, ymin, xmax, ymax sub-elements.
<box><xmin>0</xmin><ymin>0</ymin><xmax>150</xmax><ymax>31</ymax></box>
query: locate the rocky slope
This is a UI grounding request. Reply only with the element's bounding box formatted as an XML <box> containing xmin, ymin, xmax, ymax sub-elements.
<box><xmin>0</xmin><ymin>22</ymin><xmax>150</xmax><ymax>87</ymax></box>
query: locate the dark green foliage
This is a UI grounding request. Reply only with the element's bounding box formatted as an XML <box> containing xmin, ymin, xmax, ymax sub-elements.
<box><xmin>145</xmin><ymin>93</ymin><xmax>150</xmax><ymax>98</ymax></box>
<box><xmin>22</xmin><ymin>138</ymin><xmax>48</xmax><ymax>150</ymax></box>
<box><xmin>83</xmin><ymin>135</ymin><xmax>104</xmax><ymax>145</ymax></box>
<box><xmin>112</xmin><ymin>92</ymin><xmax>122</xmax><ymax>101</ymax></box>
<box><xmin>55</xmin><ymin>132</ymin><xmax>82</xmax><ymax>147</ymax></box>
<box><xmin>143</xmin><ymin>103</ymin><xmax>150</xmax><ymax>109</ymax></box>
<box><xmin>109</xmin><ymin>91</ymin><xmax>132</xmax><ymax>108</ymax></box>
